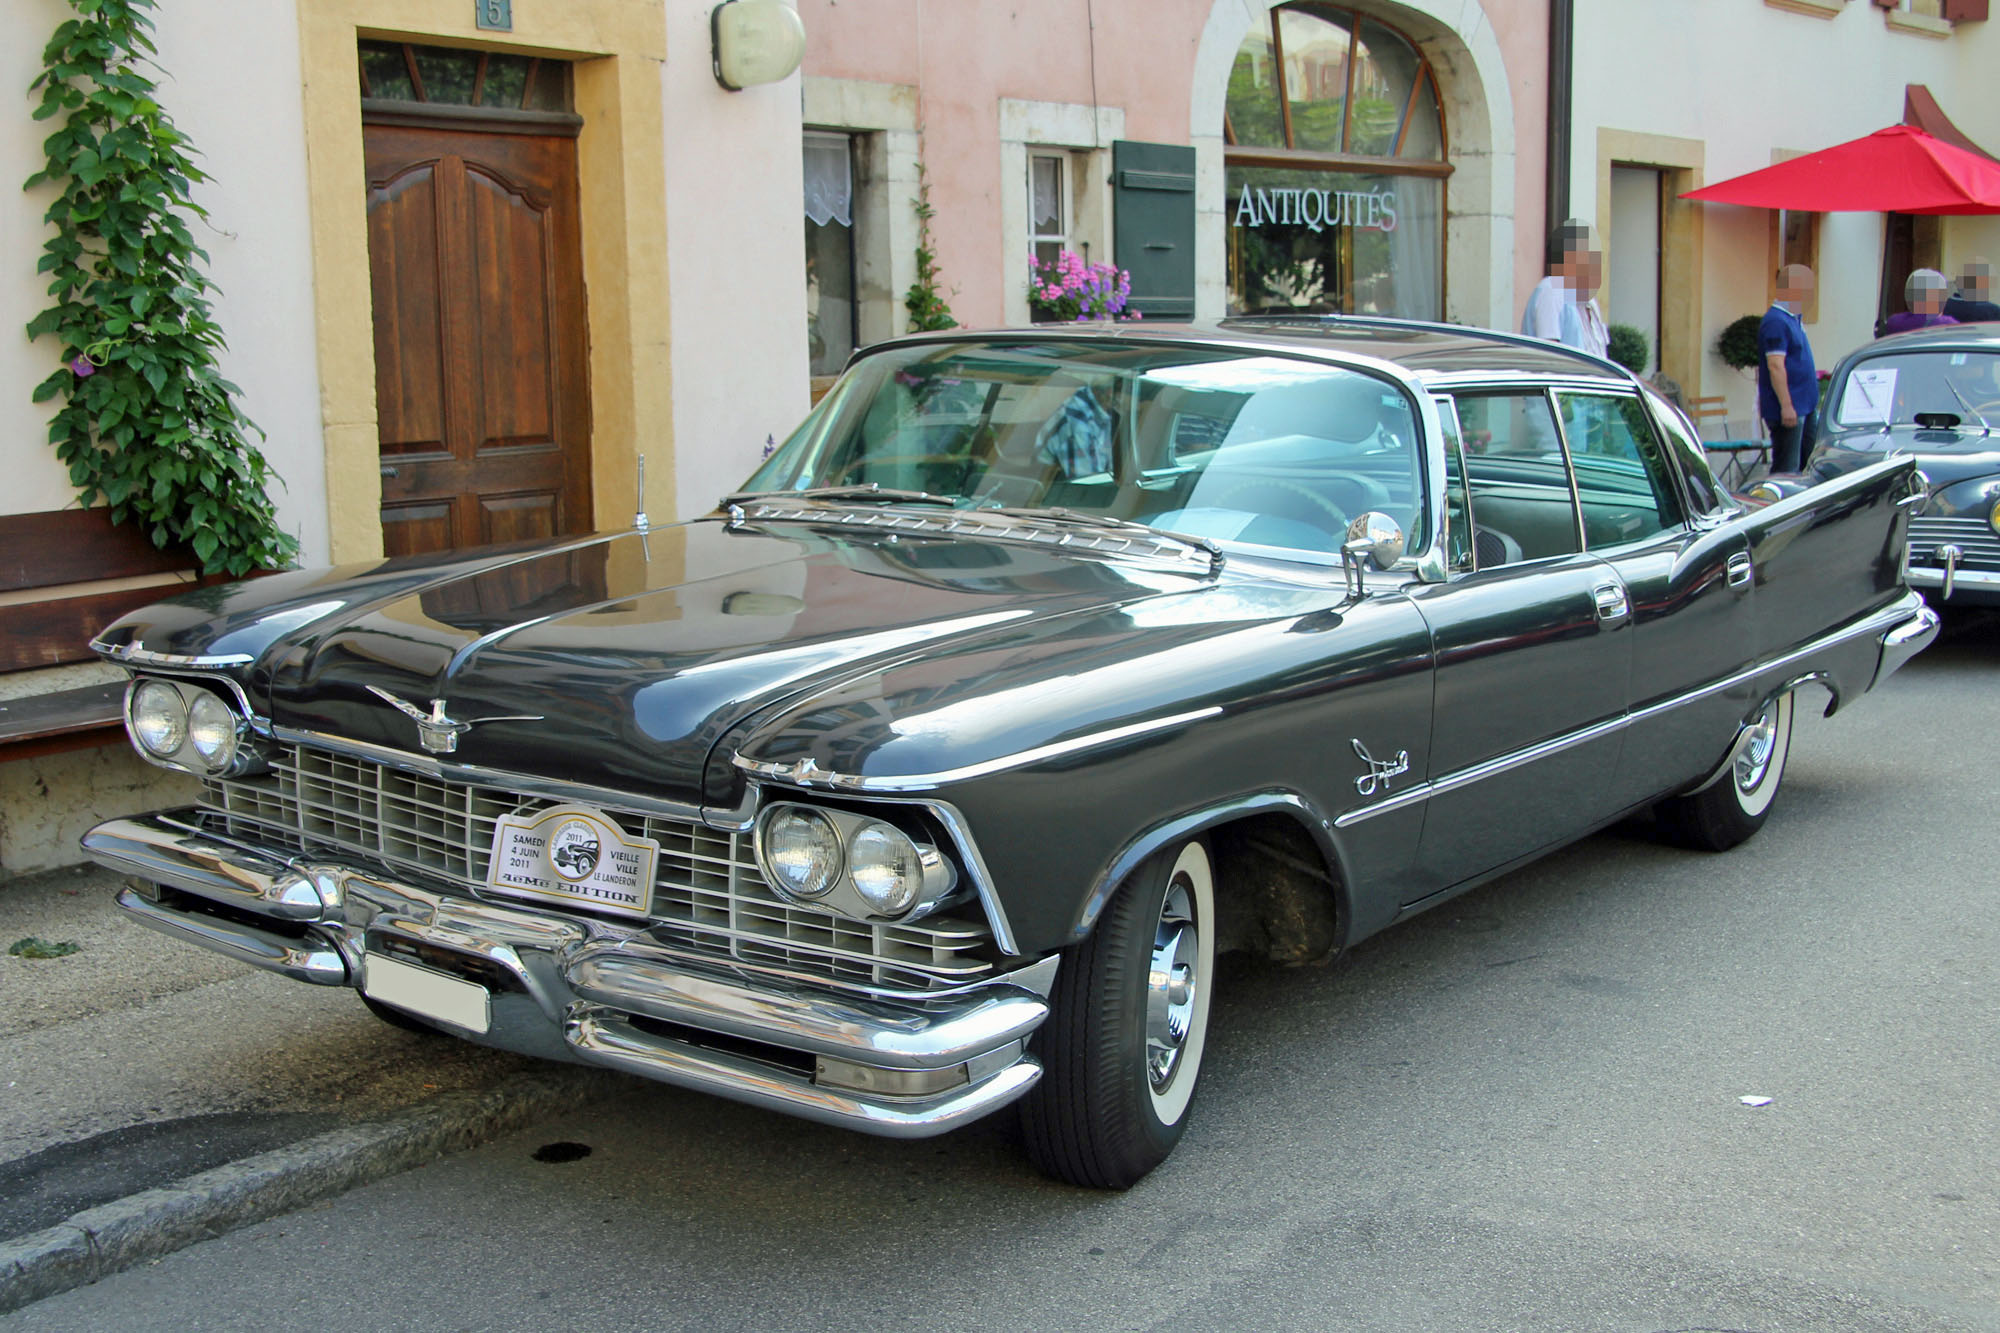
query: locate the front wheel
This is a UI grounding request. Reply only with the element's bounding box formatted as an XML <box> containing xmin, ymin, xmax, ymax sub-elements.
<box><xmin>1020</xmin><ymin>838</ymin><xmax>1216</xmax><ymax>1189</ymax></box>
<box><xmin>1655</xmin><ymin>692</ymin><xmax>1795</xmax><ymax>852</ymax></box>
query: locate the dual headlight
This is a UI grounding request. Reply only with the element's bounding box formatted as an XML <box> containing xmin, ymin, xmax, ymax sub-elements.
<box><xmin>125</xmin><ymin>678</ymin><xmax>256</xmax><ymax>775</ymax></box>
<box><xmin>755</xmin><ymin>803</ymin><xmax>958</xmax><ymax>922</ymax></box>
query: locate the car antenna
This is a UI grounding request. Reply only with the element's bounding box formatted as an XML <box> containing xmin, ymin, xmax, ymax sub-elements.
<box><xmin>634</xmin><ymin>454</ymin><xmax>650</xmax><ymax>531</ymax></box>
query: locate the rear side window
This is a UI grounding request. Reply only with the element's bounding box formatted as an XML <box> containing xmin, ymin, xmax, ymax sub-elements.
<box><xmin>1451</xmin><ymin>392</ymin><xmax>1582</xmax><ymax>565</ymax></box>
<box><xmin>1555</xmin><ymin>392</ymin><xmax>1683</xmax><ymax>546</ymax></box>
<box><xmin>1643</xmin><ymin>390</ymin><xmax>1724</xmax><ymax>514</ymax></box>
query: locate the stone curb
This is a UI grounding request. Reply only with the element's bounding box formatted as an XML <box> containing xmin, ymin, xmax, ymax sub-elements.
<box><xmin>0</xmin><ymin>1066</ymin><xmax>622</xmax><ymax>1314</ymax></box>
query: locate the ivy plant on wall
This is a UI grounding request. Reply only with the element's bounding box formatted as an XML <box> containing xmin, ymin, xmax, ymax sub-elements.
<box><xmin>904</xmin><ymin>161</ymin><xmax>957</xmax><ymax>333</ymax></box>
<box><xmin>25</xmin><ymin>0</ymin><xmax>296</xmax><ymax>576</ymax></box>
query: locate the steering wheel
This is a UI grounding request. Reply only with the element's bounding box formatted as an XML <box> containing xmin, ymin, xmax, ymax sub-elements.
<box><xmin>1968</xmin><ymin>396</ymin><xmax>2000</xmax><ymax>420</ymax></box>
<box><xmin>1207</xmin><ymin>478</ymin><xmax>1352</xmax><ymax>533</ymax></box>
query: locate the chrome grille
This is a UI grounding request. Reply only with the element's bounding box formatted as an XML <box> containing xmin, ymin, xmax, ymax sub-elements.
<box><xmin>200</xmin><ymin>745</ymin><xmax>994</xmax><ymax>992</ymax></box>
<box><xmin>1909</xmin><ymin>516</ymin><xmax>2000</xmax><ymax>570</ymax></box>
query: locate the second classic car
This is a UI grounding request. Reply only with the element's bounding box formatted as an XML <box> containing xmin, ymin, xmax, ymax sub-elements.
<box><xmin>1758</xmin><ymin>322</ymin><xmax>2000</xmax><ymax>606</ymax></box>
<box><xmin>82</xmin><ymin>318</ymin><xmax>1935</xmax><ymax>1188</ymax></box>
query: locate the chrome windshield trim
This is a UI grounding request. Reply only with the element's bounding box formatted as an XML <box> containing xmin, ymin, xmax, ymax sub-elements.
<box><xmin>1334</xmin><ymin>594</ymin><xmax>1924</xmax><ymax>829</ymax></box>
<box><xmin>93</xmin><ymin>640</ymin><xmax>255</xmax><ymax>669</ymax></box>
<box><xmin>271</xmin><ymin>727</ymin><xmax>714</xmax><ymax>824</ymax></box>
<box><xmin>734</xmin><ymin>706</ymin><xmax>1225</xmax><ymax>795</ymax></box>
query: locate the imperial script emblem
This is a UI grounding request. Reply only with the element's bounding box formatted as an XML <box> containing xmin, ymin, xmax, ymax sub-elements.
<box><xmin>365</xmin><ymin>686</ymin><xmax>545</xmax><ymax>755</ymax></box>
<box><xmin>1351</xmin><ymin>738</ymin><xmax>1411</xmax><ymax>796</ymax></box>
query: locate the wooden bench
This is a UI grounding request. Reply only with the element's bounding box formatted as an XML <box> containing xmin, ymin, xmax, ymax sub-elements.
<box><xmin>0</xmin><ymin>508</ymin><xmax>206</xmax><ymax>762</ymax></box>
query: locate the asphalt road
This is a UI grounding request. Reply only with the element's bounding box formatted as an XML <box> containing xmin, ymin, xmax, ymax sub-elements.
<box><xmin>5</xmin><ymin>614</ymin><xmax>1997</xmax><ymax>1332</ymax></box>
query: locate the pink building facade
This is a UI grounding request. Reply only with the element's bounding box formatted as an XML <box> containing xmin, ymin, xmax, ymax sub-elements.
<box><xmin>794</xmin><ymin>0</ymin><xmax>1550</xmax><ymax>374</ymax></box>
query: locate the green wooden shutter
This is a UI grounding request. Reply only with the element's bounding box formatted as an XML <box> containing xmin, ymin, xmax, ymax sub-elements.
<box><xmin>1112</xmin><ymin>140</ymin><xmax>1196</xmax><ymax>321</ymax></box>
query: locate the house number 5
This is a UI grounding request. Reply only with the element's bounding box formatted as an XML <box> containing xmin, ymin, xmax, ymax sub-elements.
<box><xmin>476</xmin><ymin>0</ymin><xmax>513</xmax><ymax>32</ymax></box>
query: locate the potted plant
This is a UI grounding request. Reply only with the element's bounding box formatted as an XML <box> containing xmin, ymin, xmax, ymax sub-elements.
<box><xmin>1028</xmin><ymin>250</ymin><xmax>1139</xmax><ymax>323</ymax></box>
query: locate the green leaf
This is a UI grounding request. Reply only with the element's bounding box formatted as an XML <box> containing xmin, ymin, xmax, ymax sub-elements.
<box><xmin>8</xmin><ymin>937</ymin><xmax>80</xmax><ymax>960</ymax></box>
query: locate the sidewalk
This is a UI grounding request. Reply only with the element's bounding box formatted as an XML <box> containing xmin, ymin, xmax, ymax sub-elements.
<box><xmin>0</xmin><ymin>862</ymin><xmax>621</xmax><ymax>1311</ymax></box>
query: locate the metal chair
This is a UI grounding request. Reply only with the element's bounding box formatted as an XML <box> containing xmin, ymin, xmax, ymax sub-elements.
<box><xmin>1690</xmin><ymin>394</ymin><xmax>1770</xmax><ymax>488</ymax></box>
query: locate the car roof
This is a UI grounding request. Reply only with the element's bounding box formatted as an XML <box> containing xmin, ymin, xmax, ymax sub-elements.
<box><xmin>877</xmin><ymin>316</ymin><xmax>1637</xmax><ymax>387</ymax></box>
<box><xmin>1840</xmin><ymin>321</ymin><xmax>2000</xmax><ymax>359</ymax></box>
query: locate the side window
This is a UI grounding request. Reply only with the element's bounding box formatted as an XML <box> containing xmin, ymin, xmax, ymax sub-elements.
<box><xmin>1555</xmin><ymin>393</ymin><xmax>1684</xmax><ymax>547</ymax></box>
<box><xmin>1645</xmin><ymin>390</ymin><xmax>1724</xmax><ymax>515</ymax></box>
<box><xmin>1451</xmin><ymin>392</ymin><xmax>1582</xmax><ymax>565</ymax></box>
<box><xmin>1434</xmin><ymin>397</ymin><xmax>1474</xmax><ymax>572</ymax></box>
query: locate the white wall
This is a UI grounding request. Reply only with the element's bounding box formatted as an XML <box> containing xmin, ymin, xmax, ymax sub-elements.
<box><xmin>3</xmin><ymin>1</ymin><xmax>328</xmax><ymax>562</ymax></box>
<box><xmin>663</xmin><ymin>0</ymin><xmax>812</xmax><ymax>520</ymax></box>
<box><xmin>1573</xmin><ymin>0</ymin><xmax>1991</xmax><ymax>423</ymax></box>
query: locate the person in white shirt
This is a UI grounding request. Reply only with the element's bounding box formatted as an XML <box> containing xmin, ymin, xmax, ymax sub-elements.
<box><xmin>1520</xmin><ymin>220</ymin><xmax>1608</xmax><ymax>359</ymax></box>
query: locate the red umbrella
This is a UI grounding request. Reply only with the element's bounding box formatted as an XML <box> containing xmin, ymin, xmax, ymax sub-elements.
<box><xmin>1681</xmin><ymin>125</ymin><xmax>2000</xmax><ymax>215</ymax></box>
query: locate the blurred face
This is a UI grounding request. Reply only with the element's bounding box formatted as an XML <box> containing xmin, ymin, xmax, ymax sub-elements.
<box><xmin>1777</xmin><ymin>266</ymin><xmax>1815</xmax><ymax>306</ymax></box>
<box><xmin>1562</xmin><ymin>244</ymin><xmax>1603</xmax><ymax>296</ymax></box>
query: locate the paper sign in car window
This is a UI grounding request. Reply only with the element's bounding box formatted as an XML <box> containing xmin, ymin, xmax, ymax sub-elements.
<box><xmin>1839</xmin><ymin>367</ymin><xmax>1897</xmax><ymax>425</ymax></box>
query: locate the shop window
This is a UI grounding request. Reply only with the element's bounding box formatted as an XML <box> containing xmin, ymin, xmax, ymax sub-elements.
<box><xmin>1223</xmin><ymin>5</ymin><xmax>1448</xmax><ymax>319</ymax></box>
<box><xmin>804</xmin><ymin>131</ymin><xmax>858</xmax><ymax>380</ymax></box>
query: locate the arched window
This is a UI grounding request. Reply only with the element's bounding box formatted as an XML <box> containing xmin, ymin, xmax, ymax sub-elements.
<box><xmin>1224</xmin><ymin>6</ymin><xmax>1447</xmax><ymax>319</ymax></box>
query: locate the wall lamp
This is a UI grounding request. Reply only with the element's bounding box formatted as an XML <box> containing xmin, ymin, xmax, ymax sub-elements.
<box><xmin>712</xmin><ymin>0</ymin><xmax>806</xmax><ymax>91</ymax></box>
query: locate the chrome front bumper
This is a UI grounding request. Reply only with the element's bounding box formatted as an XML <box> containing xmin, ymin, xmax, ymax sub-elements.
<box><xmin>83</xmin><ymin>810</ymin><xmax>1051</xmax><ymax>1138</ymax></box>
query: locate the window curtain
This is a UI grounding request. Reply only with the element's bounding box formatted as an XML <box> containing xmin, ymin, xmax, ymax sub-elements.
<box><xmin>803</xmin><ymin>132</ymin><xmax>852</xmax><ymax>227</ymax></box>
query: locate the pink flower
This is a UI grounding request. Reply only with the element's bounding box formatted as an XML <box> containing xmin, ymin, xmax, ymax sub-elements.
<box><xmin>69</xmin><ymin>354</ymin><xmax>93</xmax><ymax>378</ymax></box>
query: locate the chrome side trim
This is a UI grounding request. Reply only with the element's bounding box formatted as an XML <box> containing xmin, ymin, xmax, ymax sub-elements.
<box><xmin>734</xmin><ymin>706</ymin><xmax>1224</xmax><ymax>794</ymax></box>
<box><xmin>273</xmin><ymin>727</ymin><xmax>714</xmax><ymax>824</ymax></box>
<box><xmin>115</xmin><ymin>887</ymin><xmax>347</xmax><ymax>985</ymax></box>
<box><xmin>1335</xmin><ymin>595</ymin><xmax>1927</xmax><ymax>829</ymax></box>
<box><xmin>92</xmin><ymin>641</ymin><xmax>255</xmax><ymax>669</ymax></box>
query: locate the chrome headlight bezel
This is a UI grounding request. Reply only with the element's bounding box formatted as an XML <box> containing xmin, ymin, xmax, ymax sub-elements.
<box><xmin>123</xmin><ymin>675</ymin><xmax>264</xmax><ymax>777</ymax></box>
<box><xmin>1988</xmin><ymin>494</ymin><xmax>2000</xmax><ymax>536</ymax></box>
<box><xmin>753</xmin><ymin>800</ymin><xmax>959</xmax><ymax>922</ymax></box>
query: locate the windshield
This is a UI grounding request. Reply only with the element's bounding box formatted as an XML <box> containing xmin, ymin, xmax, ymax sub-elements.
<box><xmin>738</xmin><ymin>339</ymin><xmax>1426</xmax><ymax>560</ymax></box>
<box><xmin>1830</xmin><ymin>349</ymin><xmax>2000</xmax><ymax>429</ymax></box>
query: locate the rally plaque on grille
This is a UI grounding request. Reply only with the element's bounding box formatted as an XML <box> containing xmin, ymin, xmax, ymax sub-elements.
<box><xmin>485</xmin><ymin>804</ymin><xmax>659</xmax><ymax>919</ymax></box>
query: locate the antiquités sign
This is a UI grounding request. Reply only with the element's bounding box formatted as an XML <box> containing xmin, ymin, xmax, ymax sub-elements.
<box><xmin>1233</xmin><ymin>186</ymin><xmax>1400</xmax><ymax>234</ymax></box>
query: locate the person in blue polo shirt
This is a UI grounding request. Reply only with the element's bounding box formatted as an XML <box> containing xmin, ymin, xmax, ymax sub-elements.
<box><xmin>1758</xmin><ymin>264</ymin><xmax>1817</xmax><ymax>473</ymax></box>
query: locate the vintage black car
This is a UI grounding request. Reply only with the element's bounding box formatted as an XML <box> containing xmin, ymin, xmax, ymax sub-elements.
<box><xmin>1757</xmin><ymin>322</ymin><xmax>2000</xmax><ymax>606</ymax></box>
<box><xmin>83</xmin><ymin>319</ymin><xmax>1935</xmax><ymax>1189</ymax></box>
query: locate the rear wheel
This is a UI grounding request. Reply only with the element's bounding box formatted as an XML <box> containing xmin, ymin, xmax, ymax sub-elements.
<box><xmin>1021</xmin><ymin>838</ymin><xmax>1216</xmax><ymax>1189</ymax></box>
<box><xmin>1656</xmin><ymin>692</ymin><xmax>1795</xmax><ymax>852</ymax></box>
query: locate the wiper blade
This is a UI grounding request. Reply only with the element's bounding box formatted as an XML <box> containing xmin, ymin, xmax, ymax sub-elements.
<box><xmin>722</xmin><ymin>484</ymin><xmax>959</xmax><ymax>507</ymax></box>
<box><xmin>979</xmin><ymin>505</ymin><xmax>1224</xmax><ymax>568</ymax></box>
<box><xmin>1943</xmin><ymin>380</ymin><xmax>1993</xmax><ymax>434</ymax></box>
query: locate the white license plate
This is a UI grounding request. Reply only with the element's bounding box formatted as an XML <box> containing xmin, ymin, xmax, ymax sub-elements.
<box><xmin>362</xmin><ymin>954</ymin><xmax>491</xmax><ymax>1034</ymax></box>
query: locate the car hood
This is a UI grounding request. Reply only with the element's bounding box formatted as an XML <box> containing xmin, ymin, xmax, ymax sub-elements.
<box><xmin>1814</xmin><ymin>423</ymin><xmax>2000</xmax><ymax>487</ymax></box>
<box><xmin>100</xmin><ymin>518</ymin><xmax>1213</xmax><ymax>804</ymax></box>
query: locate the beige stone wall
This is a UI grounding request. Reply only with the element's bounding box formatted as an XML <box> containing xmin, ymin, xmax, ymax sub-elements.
<box><xmin>0</xmin><ymin>747</ymin><xmax>197</xmax><ymax>876</ymax></box>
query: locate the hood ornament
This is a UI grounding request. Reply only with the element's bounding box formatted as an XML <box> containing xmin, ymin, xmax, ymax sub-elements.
<box><xmin>365</xmin><ymin>686</ymin><xmax>544</xmax><ymax>755</ymax></box>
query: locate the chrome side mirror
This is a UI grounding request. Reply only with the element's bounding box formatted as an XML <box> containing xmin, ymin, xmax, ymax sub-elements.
<box><xmin>1340</xmin><ymin>511</ymin><xmax>1405</xmax><ymax>599</ymax></box>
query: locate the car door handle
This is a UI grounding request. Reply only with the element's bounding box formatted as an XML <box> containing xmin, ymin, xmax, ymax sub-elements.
<box><xmin>1592</xmin><ymin>582</ymin><xmax>1629</xmax><ymax>625</ymax></box>
<box><xmin>1726</xmin><ymin>552</ymin><xmax>1753</xmax><ymax>590</ymax></box>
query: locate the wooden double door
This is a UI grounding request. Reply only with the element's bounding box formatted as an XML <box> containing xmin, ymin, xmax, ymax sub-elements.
<box><xmin>365</xmin><ymin>121</ymin><xmax>592</xmax><ymax>557</ymax></box>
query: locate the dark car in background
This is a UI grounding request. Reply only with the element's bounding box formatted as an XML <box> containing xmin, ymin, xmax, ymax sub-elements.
<box><xmin>1764</xmin><ymin>323</ymin><xmax>2000</xmax><ymax>605</ymax></box>
<box><xmin>81</xmin><ymin>318</ymin><xmax>1934</xmax><ymax>1189</ymax></box>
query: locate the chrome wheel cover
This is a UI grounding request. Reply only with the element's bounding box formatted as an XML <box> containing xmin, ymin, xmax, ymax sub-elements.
<box><xmin>1145</xmin><ymin>877</ymin><xmax>1199</xmax><ymax>1094</ymax></box>
<box><xmin>1735</xmin><ymin>703</ymin><xmax>1779</xmax><ymax>793</ymax></box>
